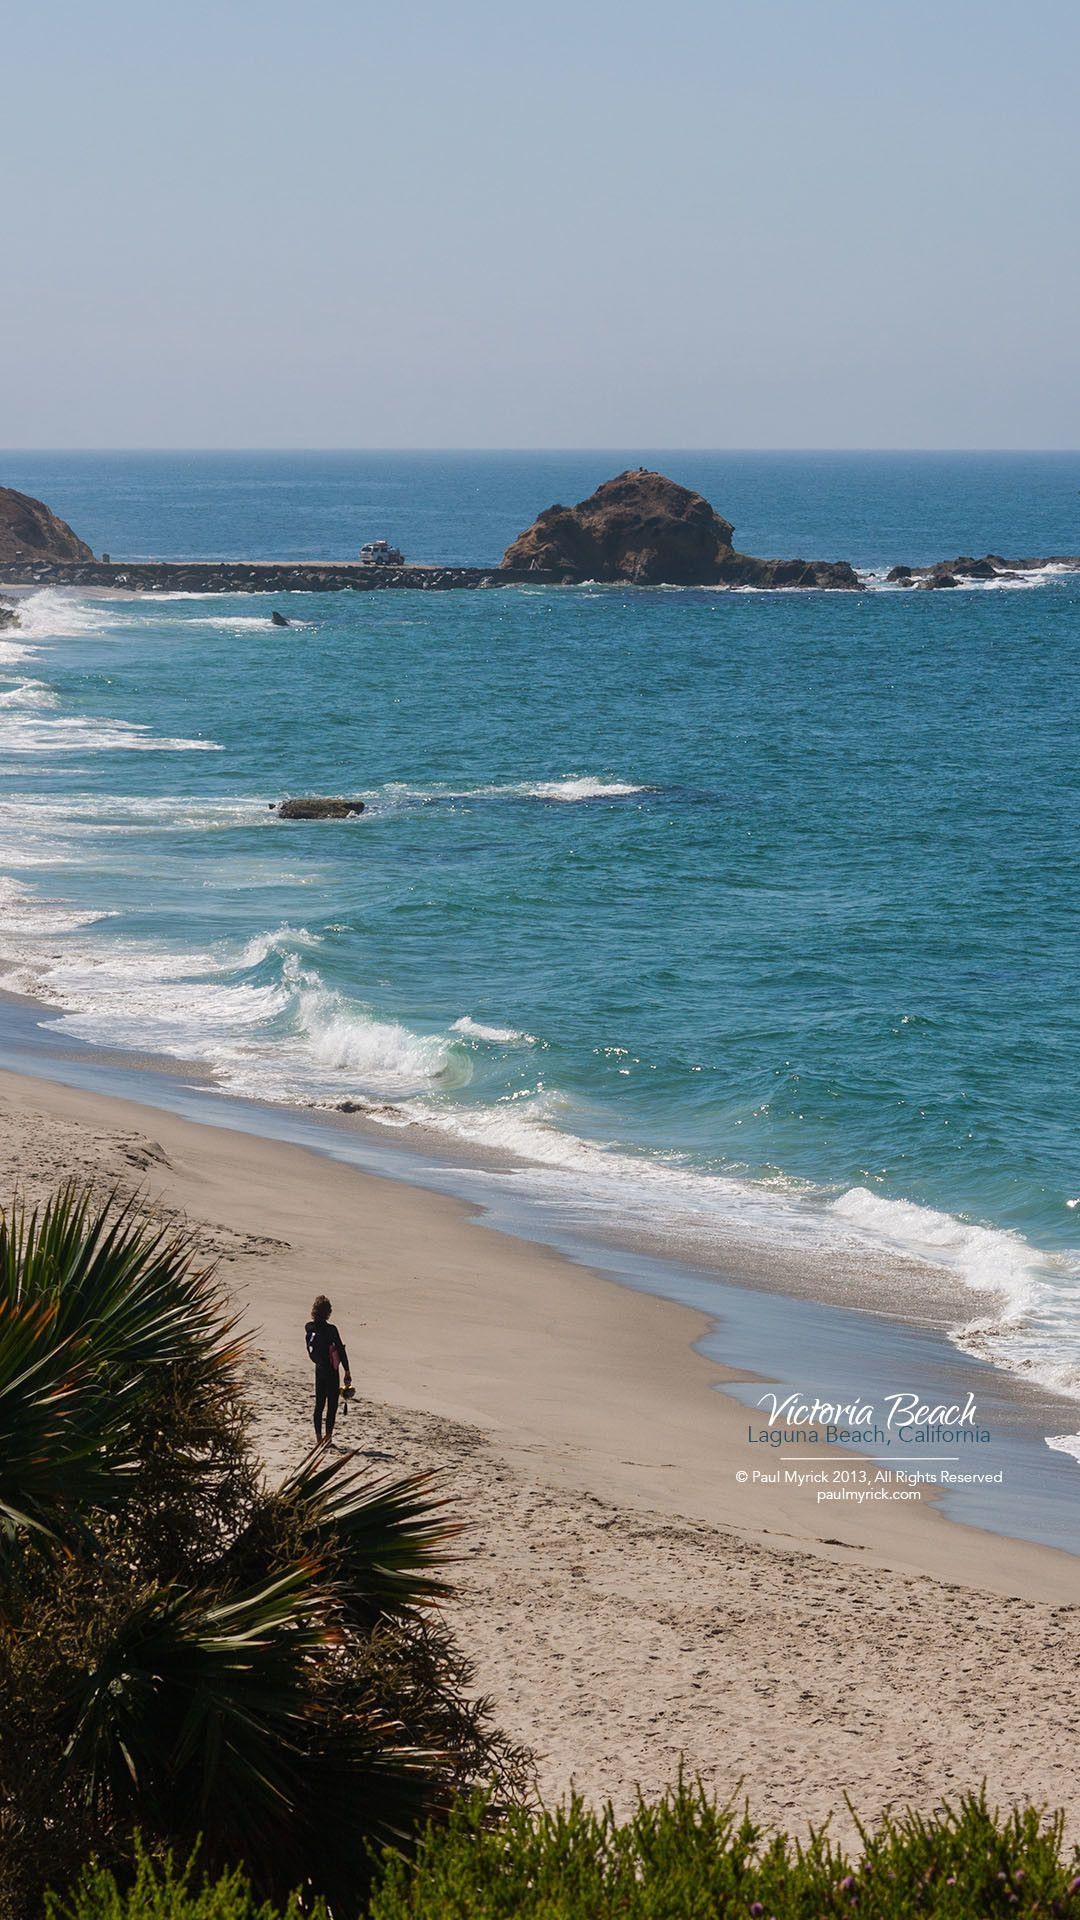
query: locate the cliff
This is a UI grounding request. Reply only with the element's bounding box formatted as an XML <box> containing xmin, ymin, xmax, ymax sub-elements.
<box><xmin>0</xmin><ymin>486</ymin><xmax>94</xmax><ymax>565</ymax></box>
<box><xmin>501</xmin><ymin>470</ymin><xmax>861</xmax><ymax>589</ymax></box>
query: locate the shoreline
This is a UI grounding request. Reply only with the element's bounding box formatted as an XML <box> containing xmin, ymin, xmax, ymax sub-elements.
<box><xmin>2</xmin><ymin>1048</ymin><xmax>1080</xmax><ymax>1836</ymax></box>
<box><xmin>1</xmin><ymin>986</ymin><xmax>1078</xmax><ymax>1585</ymax></box>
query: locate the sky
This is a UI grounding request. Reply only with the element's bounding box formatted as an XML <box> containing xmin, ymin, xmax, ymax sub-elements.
<box><xmin>2</xmin><ymin>0</ymin><xmax>1078</xmax><ymax>449</ymax></box>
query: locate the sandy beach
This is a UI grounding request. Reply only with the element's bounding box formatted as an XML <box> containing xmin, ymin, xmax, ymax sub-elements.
<box><xmin>1</xmin><ymin>1060</ymin><xmax>1077</xmax><ymax>1842</ymax></box>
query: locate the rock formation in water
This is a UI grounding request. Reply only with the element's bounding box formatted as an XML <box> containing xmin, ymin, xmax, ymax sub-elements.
<box><xmin>274</xmin><ymin>797</ymin><xmax>366</xmax><ymax>820</ymax></box>
<box><xmin>0</xmin><ymin>486</ymin><xmax>94</xmax><ymax>565</ymax></box>
<box><xmin>0</xmin><ymin>597</ymin><xmax>18</xmax><ymax>630</ymax></box>
<box><xmin>500</xmin><ymin>469</ymin><xmax>861</xmax><ymax>589</ymax></box>
<box><xmin>886</xmin><ymin>554</ymin><xmax>1077</xmax><ymax>589</ymax></box>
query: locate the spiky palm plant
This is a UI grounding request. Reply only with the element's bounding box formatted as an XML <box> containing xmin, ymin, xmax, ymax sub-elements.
<box><xmin>0</xmin><ymin>1187</ymin><xmax>244</xmax><ymax>1559</ymax></box>
<box><xmin>0</xmin><ymin>1186</ymin><xmax>521</xmax><ymax>1920</ymax></box>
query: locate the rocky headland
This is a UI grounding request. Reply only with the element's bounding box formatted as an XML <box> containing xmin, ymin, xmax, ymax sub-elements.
<box><xmin>500</xmin><ymin>469</ymin><xmax>862</xmax><ymax>589</ymax></box>
<box><xmin>0</xmin><ymin>485</ymin><xmax>94</xmax><ymax>565</ymax></box>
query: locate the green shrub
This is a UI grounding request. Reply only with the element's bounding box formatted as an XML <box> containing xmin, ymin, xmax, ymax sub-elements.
<box><xmin>45</xmin><ymin>1843</ymin><xmax>320</xmax><ymax>1920</ymax></box>
<box><xmin>367</xmin><ymin>1778</ymin><xmax>1080</xmax><ymax>1919</ymax></box>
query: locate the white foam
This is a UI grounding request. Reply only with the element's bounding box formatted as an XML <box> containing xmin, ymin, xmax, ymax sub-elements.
<box><xmin>511</xmin><ymin>778</ymin><xmax>648</xmax><ymax>802</ymax></box>
<box><xmin>0</xmin><ymin>714</ymin><xmax>220</xmax><ymax>754</ymax></box>
<box><xmin>0</xmin><ymin>639</ymin><xmax>38</xmax><ymax>666</ymax></box>
<box><xmin>10</xmin><ymin>590</ymin><xmax>115</xmax><ymax>641</ymax></box>
<box><xmin>366</xmin><ymin>776</ymin><xmax>651</xmax><ymax>813</ymax></box>
<box><xmin>829</xmin><ymin>1186</ymin><xmax>1039</xmax><ymax>1315</ymax></box>
<box><xmin>0</xmin><ymin>593</ymin><xmax>221</xmax><ymax>754</ymax></box>
<box><xmin>0</xmin><ymin>679</ymin><xmax>59</xmax><ymax>709</ymax></box>
<box><xmin>0</xmin><ymin>889</ymin><xmax>464</xmax><ymax>1103</ymax></box>
<box><xmin>0</xmin><ymin>874</ymin><xmax>112</xmax><ymax>937</ymax></box>
<box><xmin>451</xmin><ymin>1015</ymin><xmax>538</xmax><ymax>1045</ymax></box>
<box><xmin>398</xmin><ymin>1090</ymin><xmax>838</xmax><ymax>1240</ymax></box>
<box><xmin>830</xmin><ymin>1185</ymin><xmax>1080</xmax><ymax>1400</ymax></box>
<box><xmin>286</xmin><ymin>959</ymin><xmax>462</xmax><ymax>1094</ymax></box>
<box><xmin>1046</xmin><ymin>1433</ymin><xmax>1080</xmax><ymax>1463</ymax></box>
<box><xmin>238</xmin><ymin>924</ymin><xmax>323</xmax><ymax>968</ymax></box>
<box><xmin>0</xmin><ymin>793</ymin><xmax>271</xmax><ymax>833</ymax></box>
<box><xmin>183</xmin><ymin>614</ymin><xmax>310</xmax><ymax>631</ymax></box>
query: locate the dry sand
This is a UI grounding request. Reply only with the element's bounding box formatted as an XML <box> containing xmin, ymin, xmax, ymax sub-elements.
<box><xmin>1</xmin><ymin>1064</ymin><xmax>1077</xmax><ymax>1841</ymax></box>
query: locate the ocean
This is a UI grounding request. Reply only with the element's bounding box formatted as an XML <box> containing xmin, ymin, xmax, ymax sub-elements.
<box><xmin>1</xmin><ymin>450</ymin><xmax>1079</xmax><ymax>1444</ymax></box>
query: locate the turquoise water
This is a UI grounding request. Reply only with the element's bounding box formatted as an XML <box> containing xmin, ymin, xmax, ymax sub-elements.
<box><xmin>1</xmin><ymin>452</ymin><xmax>1079</xmax><ymax>1418</ymax></box>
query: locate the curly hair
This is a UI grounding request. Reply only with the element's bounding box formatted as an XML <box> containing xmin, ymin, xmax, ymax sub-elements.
<box><xmin>310</xmin><ymin>1294</ymin><xmax>332</xmax><ymax>1323</ymax></box>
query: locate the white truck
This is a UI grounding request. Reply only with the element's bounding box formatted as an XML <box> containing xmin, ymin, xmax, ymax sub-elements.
<box><xmin>358</xmin><ymin>539</ymin><xmax>405</xmax><ymax>567</ymax></box>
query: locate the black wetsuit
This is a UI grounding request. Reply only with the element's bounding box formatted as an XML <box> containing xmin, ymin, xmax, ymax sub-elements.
<box><xmin>305</xmin><ymin>1319</ymin><xmax>350</xmax><ymax>1439</ymax></box>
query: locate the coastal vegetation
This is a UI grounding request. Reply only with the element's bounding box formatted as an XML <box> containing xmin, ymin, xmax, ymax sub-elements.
<box><xmin>50</xmin><ymin>1787</ymin><xmax>1080</xmax><ymax>1920</ymax></box>
<box><xmin>0</xmin><ymin>1186</ymin><xmax>523</xmax><ymax>1920</ymax></box>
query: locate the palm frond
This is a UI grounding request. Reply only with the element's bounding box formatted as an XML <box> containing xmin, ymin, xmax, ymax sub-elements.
<box><xmin>229</xmin><ymin>1452</ymin><xmax>461</xmax><ymax>1626</ymax></box>
<box><xmin>0</xmin><ymin>1184</ymin><xmax>248</xmax><ymax>1397</ymax></box>
<box><xmin>61</xmin><ymin>1559</ymin><xmax>445</xmax><ymax>1907</ymax></box>
<box><xmin>0</xmin><ymin>1298</ymin><xmax>127</xmax><ymax>1553</ymax></box>
<box><xmin>0</xmin><ymin>1185</ymin><xmax>250</xmax><ymax>1553</ymax></box>
<box><xmin>64</xmin><ymin>1564</ymin><xmax>332</xmax><ymax>1838</ymax></box>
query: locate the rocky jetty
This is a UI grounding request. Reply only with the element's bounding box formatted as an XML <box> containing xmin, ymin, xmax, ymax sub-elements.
<box><xmin>0</xmin><ymin>486</ymin><xmax>93</xmax><ymax>565</ymax></box>
<box><xmin>274</xmin><ymin>797</ymin><xmax>366</xmax><ymax>820</ymax></box>
<box><xmin>500</xmin><ymin>469</ymin><xmax>861</xmax><ymax>589</ymax></box>
<box><xmin>0</xmin><ymin>559</ymin><xmax>526</xmax><ymax>592</ymax></box>
<box><xmin>887</xmin><ymin>554</ymin><xmax>1080</xmax><ymax>589</ymax></box>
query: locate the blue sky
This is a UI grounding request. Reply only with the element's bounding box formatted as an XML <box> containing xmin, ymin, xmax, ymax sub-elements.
<box><xmin>3</xmin><ymin>0</ymin><xmax>1077</xmax><ymax>447</ymax></box>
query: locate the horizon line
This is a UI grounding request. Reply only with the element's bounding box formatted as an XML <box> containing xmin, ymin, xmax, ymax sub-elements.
<box><xmin>3</xmin><ymin>446</ymin><xmax>1080</xmax><ymax>459</ymax></box>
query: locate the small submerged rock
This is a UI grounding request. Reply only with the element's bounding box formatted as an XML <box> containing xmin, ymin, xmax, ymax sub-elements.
<box><xmin>270</xmin><ymin>609</ymin><xmax>291</xmax><ymax>627</ymax></box>
<box><xmin>273</xmin><ymin>796</ymin><xmax>366</xmax><ymax>820</ymax></box>
<box><xmin>0</xmin><ymin>597</ymin><xmax>19</xmax><ymax>630</ymax></box>
<box><xmin>890</xmin><ymin>552</ymin><xmax>1080</xmax><ymax>588</ymax></box>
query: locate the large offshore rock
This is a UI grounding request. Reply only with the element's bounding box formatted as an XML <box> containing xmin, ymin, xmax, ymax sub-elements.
<box><xmin>0</xmin><ymin>486</ymin><xmax>93</xmax><ymax>564</ymax></box>
<box><xmin>500</xmin><ymin>469</ymin><xmax>860</xmax><ymax>588</ymax></box>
